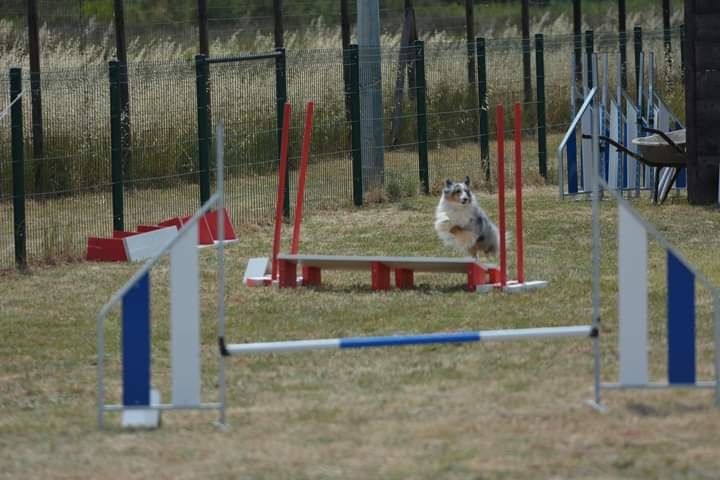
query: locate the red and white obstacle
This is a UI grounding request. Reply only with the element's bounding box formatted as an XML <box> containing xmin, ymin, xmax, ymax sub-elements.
<box><xmin>87</xmin><ymin>209</ymin><xmax>237</xmax><ymax>263</ymax></box>
<box><xmin>244</xmin><ymin>101</ymin><xmax>546</xmax><ymax>293</ymax></box>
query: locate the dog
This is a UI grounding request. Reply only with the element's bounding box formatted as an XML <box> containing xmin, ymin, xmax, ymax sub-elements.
<box><xmin>434</xmin><ymin>176</ymin><xmax>500</xmax><ymax>259</ymax></box>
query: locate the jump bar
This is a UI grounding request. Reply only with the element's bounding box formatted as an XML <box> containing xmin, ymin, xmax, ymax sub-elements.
<box><xmin>225</xmin><ymin>325</ymin><xmax>594</xmax><ymax>355</ymax></box>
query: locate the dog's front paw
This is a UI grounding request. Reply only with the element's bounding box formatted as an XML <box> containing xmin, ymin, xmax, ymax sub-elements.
<box><xmin>449</xmin><ymin>225</ymin><xmax>463</xmax><ymax>234</ymax></box>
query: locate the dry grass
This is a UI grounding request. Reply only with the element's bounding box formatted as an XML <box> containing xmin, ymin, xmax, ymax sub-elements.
<box><xmin>1</xmin><ymin>185</ymin><xmax>720</xmax><ymax>479</ymax></box>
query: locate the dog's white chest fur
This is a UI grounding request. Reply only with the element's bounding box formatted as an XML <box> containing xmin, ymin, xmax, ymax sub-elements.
<box><xmin>434</xmin><ymin>188</ymin><xmax>500</xmax><ymax>258</ymax></box>
<box><xmin>434</xmin><ymin>198</ymin><xmax>477</xmax><ymax>251</ymax></box>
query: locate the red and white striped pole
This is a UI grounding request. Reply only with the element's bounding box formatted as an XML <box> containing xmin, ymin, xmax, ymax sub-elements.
<box><xmin>290</xmin><ymin>102</ymin><xmax>315</xmax><ymax>255</ymax></box>
<box><xmin>514</xmin><ymin>102</ymin><xmax>525</xmax><ymax>284</ymax></box>
<box><xmin>271</xmin><ymin>102</ymin><xmax>292</xmax><ymax>281</ymax></box>
<box><xmin>496</xmin><ymin>104</ymin><xmax>507</xmax><ymax>287</ymax></box>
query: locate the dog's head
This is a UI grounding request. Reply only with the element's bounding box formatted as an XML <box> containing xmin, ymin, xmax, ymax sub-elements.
<box><xmin>442</xmin><ymin>176</ymin><xmax>474</xmax><ymax>206</ymax></box>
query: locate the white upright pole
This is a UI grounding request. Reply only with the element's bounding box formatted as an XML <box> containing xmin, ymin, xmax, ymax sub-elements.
<box><xmin>357</xmin><ymin>0</ymin><xmax>384</xmax><ymax>191</ymax></box>
<box><xmin>216</xmin><ymin>123</ymin><xmax>227</xmax><ymax>427</ymax></box>
<box><xmin>590</xmin><ymin>54</ymin><xmax>603</xmax><ymax>410</ymax></box>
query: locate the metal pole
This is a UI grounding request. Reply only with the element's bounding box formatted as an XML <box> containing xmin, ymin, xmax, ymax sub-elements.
<box><xmin>198</xmin><ymin>0</ymin><xmax>209</xmax><ymax>55</ymax></box>
<box><xmin>521</xmin><ymin>0</ymin><xmax>532</xmax><ymax>102</ymax></box>
<box><xmin>662</xmin><ymin>0</ymin><xmax>671</xmax><ymax>55</ymax></box>
<box><xmin>113</xmin><ymin>0</ymin><xmax>132</xmax><ymax>181</ymax></box>
<box><xmin>273</xmin><ymin>0</ymin><xmax>284</xmax><ymax>48</ymax></box>
<box><xmin>215</xmin><ymin>123</ymin><xmax>227</xmax><ymax>427</ymax></box>
<box><xmin>341</xmin><ymin>0</ymin><xmax>351</xmax><ymax>50</ymax></box>
<box><xmin>195</xmin><ymin>54</ymin><xmax>211</xmax><ymax>205</ymax></box>
<box><xmin>415</xmin><ymin>40</ymin><xmax>429</xmax><ymax>194</ymax></box>
<box><xmin>274</xmin><ymin>48</ymin><xmax>289</xmax><ymax>218</ymax></box>
<box><xmin>573</xmin><ymin>0</ymin><xmax>582</xmax><ymax>84</ymax></box>
<box><xmin>618</xmin><ymin>0</ymin><xmax>627</xmax><ymax>90</ymax></box>
<box><xmin>634</xmin><ymin>26</ymin><xmax>643</xmax><ymax>104</ymax></box>
<box><xmin>10</xmin><ymin>68</ymin><xmax>26</xmax><ymax>271</ymax></box>
<box><xmin>348</xmin><ymin>45</ymin><xmax>363</xmax><ymax>206</ymax></box>
<box><xmin>535</xmin><ymin>34</ymin><xmax>547</xmax><ymax>180</ymax></box>
<box><xmin>341</xmin><ymin>0</ymin><xmax>352</xmax><ymax>122</ymax></box>
<box><xmin>476</xmin><ymin>37</ymin><xmax>490</xmax><ymax>183</ymax></box>
<box><xmin>465</xmin><ymin>0</ymin><xmax>475</xmax><ymax>85</ymax></box>
<box><xmin>97</xmin><ymin>309</ymin><xmax>106</xmax><ymax>428</ymax></box>
<box><xmin>590</xmin><ymin>58</ymin><xmax>602</xmax><ymax>409</ymax></box>
<box><xmin>27</xmin><ymin>0</ymin><xmax>45</xmax><ymax>192</ymax></box>
<box><xmin>110</xmin><ymin>61</ymin><xmax>124</xmax><ymax>231</ymax></box>
<box><xmin>357</xmin><ymin>0</ymin><xmax>385</xmax><ymax>191</ymax></box>
<box><xmin>585</xmin><ymin>30</ymin><xmax>595</xmax><ymax>90</ymax></box>
<box><xmin>680</xmin><ymin>23</ymin><xmax>686</xmax><ymax>78</ymax></box>
<box><xmin>647</xmin><ymin>52</ymin><xmax>655</xmax><ymax>124</ymax></box>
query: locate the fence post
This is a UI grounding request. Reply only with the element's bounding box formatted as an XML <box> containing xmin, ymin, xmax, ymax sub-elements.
<box><xmin>275</xmin><ymin>47</ymin><xmax>289</xmax><ymax>219</ymax></box>
<box><xmin>465</xmin><ymin>0</ymin><xmax>475</xmax><ymax>85</ymax></box>
<box><xmin>618</xmin><ymin>0</ymin><xmax>627</xmax><ymax>90</ymax></box>
<box><xmin>27</xmin><ymin>0</ymin><xmax>45</xmax><ymax>193</ymax></box>
<box><xmin>342</xmin><ymin>46</ymin><xmax>352</xmax><ymax>123</ymax></box>
<box><xmin>198</xmin><ymin>0</ymin><xmax>209</xmax><ymax>55</ymax></box>
<box><xmin>662</xmin><ymin>0</ymin><xmax>671</xmax><ymax>55</ymax></box>
<box><xmin>195</xmin><ymin>54</ymin><xmax>211</xmax><ymax>206</ymax></box>
<box><xmin>476</xmin><ymin>36</ymin><xmax>490</xmax><ymax>183</ymax></box>
<box><xmin>109</xmin><ymin>61</ymin><xmax>124</xmax><ymax>231</ymax></box>
<box><xmin>634</xmin><ymin>26</ymin><xmax>643</xmax><ymax>99</ymax></box>
<box><xmin>10</xmin><ymin>68</ymin><xmax>26</xmax><ymax>270</ymax></box>
<box><xmin>680</xmin><ymin>23</ymin><xmax>686</xmax><ymax>79</ymax></box>
<box><xmin>535</xmin><ymin>34</ymin><xmax>547</xmax><ymax>180</ymax></box>
<box><xmin>348</xmin><ymin>44</ymin><xmax>363</xmax><ymax>206</ymax></box>
<box><xmin>521</xmin><ymin>0</ymin><xmax>532</xmax><ymax>102</ymax></box>
<box><xmin>573</xmin><ymin>0</ymin><xmax>582</xmax><ymax>84</ymax></box>
<box><xmin>585</xmin><ymin>30</ymin><xmax>595</xmax><ymax>89</ymax></box>
<box><xmin>414</xmin><ymin>40</ymin><xmax>429</xmax><ymax>194</ymax></box>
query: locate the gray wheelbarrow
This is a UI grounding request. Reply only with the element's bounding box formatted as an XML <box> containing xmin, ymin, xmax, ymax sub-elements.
<box><xmin>594</xmin><ymin>128</ymin><xmax>687</xmax><ymax>204</ymax></box>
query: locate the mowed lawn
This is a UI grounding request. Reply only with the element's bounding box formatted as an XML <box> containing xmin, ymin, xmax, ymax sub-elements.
<box><xmin>1</xmin><ymin>186</ymin><xmax>720</xmax><ymax>479</ymax></box>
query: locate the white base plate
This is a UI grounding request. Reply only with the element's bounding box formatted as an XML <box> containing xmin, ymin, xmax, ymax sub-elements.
<box><xmin>122</xmin><ymin>388</ymin><xmax>161</xmax><ymax>429</ymax></box>
<box><xmin>476</xmin><ymin>280</ymin><xmax>549</xmax><ymax>294</ymax></box>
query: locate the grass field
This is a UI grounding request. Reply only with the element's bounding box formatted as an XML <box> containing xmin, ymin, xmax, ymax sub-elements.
<box><xmin>2</xmin><ymin>185</ymin><xmax>720</xmax><ymax>479</ymax></box>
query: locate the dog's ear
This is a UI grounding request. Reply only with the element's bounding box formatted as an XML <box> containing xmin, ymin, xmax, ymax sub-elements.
<box><xmin>445</xmin><ymin>179</ymin><xmax>453</xmax><ymax>188</ymax></box>
<box><xmin>464</xmin><ymin>176</ymin><xmax>471</xmax><ymax>187</ymax></box>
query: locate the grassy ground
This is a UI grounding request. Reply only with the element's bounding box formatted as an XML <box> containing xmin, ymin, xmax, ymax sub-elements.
<box><xmin>1</xmin><ymin>185</ymin><xmax>720</xmax><ymax>479</ymax></box>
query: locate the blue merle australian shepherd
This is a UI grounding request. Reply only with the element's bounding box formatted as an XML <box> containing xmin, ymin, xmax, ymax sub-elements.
<box><xmin>434</xmin><ymin>176</ymin><xmax>499</xmax><ymax>259</ymax></box>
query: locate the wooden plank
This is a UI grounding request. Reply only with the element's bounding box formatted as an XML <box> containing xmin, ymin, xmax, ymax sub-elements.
<box><xmin>277</xmin><ymin>253</ymin><xmax>495</xmax><ymax>274</ymax></box>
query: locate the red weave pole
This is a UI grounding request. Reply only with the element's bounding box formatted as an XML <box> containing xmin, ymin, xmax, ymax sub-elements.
<box><xmin>496</xmin><ymin>104</ymin><xmax>507</xmax><ymax>287</ymax></box>
<box><xmin>271</xmin><ymin>102</ymin><xmax>292</xmax><ymax>281</ymax></box>
<box><xmin>514</xmin><ymin>102</ymin><xmax>525</xmax><ymax>284</ymax></box>
<box><xmin>290</xmin><ymin>101</ymin><xmax>315</xmax><ymax>255</ymax></box>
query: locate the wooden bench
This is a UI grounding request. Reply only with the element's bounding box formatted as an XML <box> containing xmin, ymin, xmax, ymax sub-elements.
<box><xmin>276</xmin><ymin>254</ymin><xmax>500</xmax><ymax>291</ymax></box>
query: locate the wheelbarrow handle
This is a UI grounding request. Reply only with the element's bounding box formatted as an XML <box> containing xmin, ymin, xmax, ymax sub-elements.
<box><xmin>641</xmin><ymin>127</ymin><xmax>686</xmax><ymax>155</ymax></box>
<box><xmin>582</xmin><ymin>134</ymin><xmax>649</xmax><ymax>163</ymax></box>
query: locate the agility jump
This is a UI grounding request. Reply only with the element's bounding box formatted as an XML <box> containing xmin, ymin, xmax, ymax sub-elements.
<box><xmin>245</xmin><ymin>101</ymin><xmax>546</xmax><ymax>293</ymax></box>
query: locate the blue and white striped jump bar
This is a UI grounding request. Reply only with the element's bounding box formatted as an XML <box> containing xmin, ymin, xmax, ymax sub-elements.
<box><xmin>225</xmin><ymin>326</ymin><xmax>594</xmax><ymax>355</ymax></box>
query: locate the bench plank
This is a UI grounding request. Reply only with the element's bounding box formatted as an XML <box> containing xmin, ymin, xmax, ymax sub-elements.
<box><xmin>277</xmin><ymin>253</ymin><xmax>496</xmax><ymax>274</ymax></box>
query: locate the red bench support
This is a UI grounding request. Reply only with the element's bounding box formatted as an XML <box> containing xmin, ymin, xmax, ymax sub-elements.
<box><xmin>371</xmin><ymin>262</ymin><xmax>391</xmax><ymax>291</ymax></box>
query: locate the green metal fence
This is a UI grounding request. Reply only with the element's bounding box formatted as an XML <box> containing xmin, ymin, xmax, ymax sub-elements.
<box><xmin>0</xmin><ymin>30</ymin><xmax>685</xmax><ymax>269</ymax></box>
